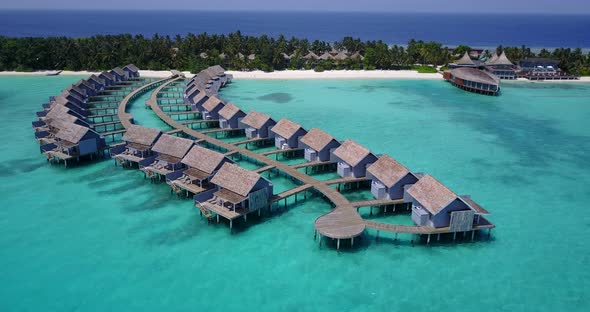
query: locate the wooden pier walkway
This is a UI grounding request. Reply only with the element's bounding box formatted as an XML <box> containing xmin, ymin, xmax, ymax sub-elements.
<box><xmin>290</xmin><ymin>161</ymin><xmax>335</xmax><ymax>169</ymax></box>
<box><xmin>260</xmin><ymin>148</ymin><xmax>302</xmax><ymax>156</ymax></box>
<box><xmin>232</xmin><ymin>137</ymin><xmax>269</xmax><ymax>146</ymax></box>
<box><xmin>323</xmin><ymin>177</ymin><xmax>370</xmax><ymax>185</ymax></box>
<box><xmin>254</xmin><ymin>165</ymin><xmax>275</xmax><ymax>173</ymax></box>
<box><xmin>138</xmin><ymin>79</ymin><xmax>366</xmax><ymax>240</ymax></box>
<box><xmin>350</xmin><ymin>199</ymin><xmax>404</xmax><ymax>208</ymax></box>
<box><xmin>272</xmin><ymin>184</ymin><xmax>314</xmax><ymax>202</ymax></box>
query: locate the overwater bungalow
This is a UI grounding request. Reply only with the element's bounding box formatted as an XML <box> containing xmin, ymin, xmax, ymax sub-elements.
<box><xmin>60</xmin><ymin>90</ymin><xmax>86</xmax><ymax>107</ymax></box>
<box><xmin>201</xmin><ymin>96</ymin><xmax>225</xmax><ymax>120</ymax></box>
<box><xmin>123</xmin><ymin>64</ymin><xmax>140</xmax><ymax>78</ymax></box>
<box><xmin>87</xmin><ymin>75</ymin><xmax>106</xmax><ymax>91</ymax></box>
<box><xmin>270</xmin><ymin>118</ymin><xmax>307</xmax><ymax>149</ymax></box>
<box><xmin>97</xmin><ymin>71</ymin><xmax>115</xmax><ymax>86</ymax></box>
<box><xmin>218</xmin><ymin>102</ymin><xmax>246</xmax><ymax>129</ymax></box>
<box><xmin>332</xmin><ymin>139</ymin><xmax>377</xmax><ymax>178</ymax></box>
<box><xmin>443</xmin><ymin>67</ymin><xmax>500</xmax><ymax>96</ymax></box>
<box><xmin>140</xmin><ymin>134</ymin><xmax>194</xmax><ymax>178</ymax></box>
<box><xmin>65</xmin><ymin>85</ymin><xmax>88</xmax><ymax>100</ymax></box>
<box><xmin>299</xmin><ymin>128</ymin><xmax>341</xmax><ymax>162</ymax></box>
<box><xmin>111</xmin><ymin>67</ymin><xmax>128</xmax><ymax>81</ymax></box>
<box><xmin>49</xmin><ymin>96</ymin><xmax>87</xmax><ymax>116</ymax></box>
<box><xmin>405</xmin><ymin>175</ymin><xmax>491</xmax><ymax>231</ymax></box>
<box><xmin>41</xmin><ymin>122</ymin><xmax>105</xmax><ymax>165</ymax></box>
<box><xmin>366</xmin><ymin>155</ymin><xmax>419</xmax><ymax>200</ymax></box>
<box><xmin>166</xmin><ymin>145</ymin><xmax>233</xmax><ymax>195</ymax></box>
<box><xmin>241</xmin><ymin>111</ymin><xmax>277</xmax><ymax>139</ymax></box>
<box><xmin>111</xmin><ymin>125</ymin><xmax>162</xmax><ymax>167</ymax></box>
<box><xmin>76</xmin><ymin>80</ymin><xmax>97</xmax><ymax>97</ymax></box>
<box><xmin>485</xmin><ymin>51</ymin><xmax>516</xmax><ymax>79</ymax></box>
<box><xmin>187</xmin><ymin>90</ymin><xmax>209</xmax><ymax>111</ymax></box>
<box><xmin>195</xmin><ymin>162</ymin><xmax>273</xmax><ymax>226</ymax></box>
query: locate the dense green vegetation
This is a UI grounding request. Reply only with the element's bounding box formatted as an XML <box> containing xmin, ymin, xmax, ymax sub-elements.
<box><xmin>0</xmin><ymin>32</ymin><xmax>589</xmax><ymax>74</ymax></box>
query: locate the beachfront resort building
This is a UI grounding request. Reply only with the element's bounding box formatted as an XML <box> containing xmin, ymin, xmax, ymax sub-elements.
<box><xmin>240</xmin><ymin>111</ymin><xmax>276</xmax><ymax>139</ymax></box>
<box><xmin>218</xmin><ymin>102</ymin><xmax>246</xmax><ymax>129</ymax></box>
<box><xmin>111</xmin><ymin>125</ymin><xmax>162</xmax><ymax>167</ymax></box>
<box><xmin>270</xmin><ymin>118</ymin><xmax>307</xmax><ymax>149</ymax></box>
<box><xmin>366</xmin><ymin>155</ymin><xmax>420</xmax><ymax>200</ymax></box>
<box><xmin>443</xmin><ymin>67</ymin><xmax>500</xmax><ymax>95</ymax></box>
<box><xmin>299</xmin><ymin>128</ymin><xmax>341</xmax><ymax>162</ymax></box>
<box><xmin>485</xmin><ymin>52</ymin><xmax>517</xmax><ymax>79</ymax></box>
<box><xmin>405</xmin><ymin>175</ymin><xmax>490</xmax><ymax>230</ymax></box>
<box><xmin>332</xmin><ymin>139</ymin><xmax>377</xmax><ymax>178</ymax></box>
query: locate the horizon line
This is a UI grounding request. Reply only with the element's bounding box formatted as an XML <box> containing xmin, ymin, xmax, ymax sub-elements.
<box><xmin>1</xmin><ymin>8</ymin><xmax>590</xmax><ymax>15</ymax></box>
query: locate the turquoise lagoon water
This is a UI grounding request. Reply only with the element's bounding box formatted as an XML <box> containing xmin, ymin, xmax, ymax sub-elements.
<box><xmin>1</xmin><ymin>76</ymin><xmax>589</xmax><ymax>311</ymax></box>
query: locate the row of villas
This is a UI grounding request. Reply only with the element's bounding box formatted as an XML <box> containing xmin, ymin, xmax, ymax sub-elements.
<box><xmin>180</xmin><ymin>73</ymin><xmax>492</xmax><ymax>231</ymax></box>
<box><xmin>200</xmin><ymin>50</ymin><xmax>365</xmax><ymax>62</ymax></box>
<box><xmin>31</xmin><ymin>64</ymin><xmax>141</xmax><ymax>165</ymax></box>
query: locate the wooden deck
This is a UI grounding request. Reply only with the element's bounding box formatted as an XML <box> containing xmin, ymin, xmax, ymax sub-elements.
<box><xmin>272</xmin><ymin>184</ymin><xmax>314</xmax><ymax>202</ymax></box>
<box><xmin>254</xmin><ymin>165</ymin><xmax>275</xmax><ymax>173</ymax></box>
<box><xmin>170</xmin><ymin>180</ymin><xmax>206</xmax><ymax>195</ymax></box>
<box><xmin>364</xmin><ymin>220</ymin><xmax>494</xmax><ymax>235</ymax></box>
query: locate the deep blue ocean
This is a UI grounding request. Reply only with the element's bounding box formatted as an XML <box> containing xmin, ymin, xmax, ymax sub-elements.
<box><xmin>0</xmin><ymin>10</ymin><xmax>589</xmax><ymax>48</ymax></box>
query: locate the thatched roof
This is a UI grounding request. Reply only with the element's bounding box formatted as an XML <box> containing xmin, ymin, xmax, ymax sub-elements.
<box><xmin>241</xmin><ymin>111</ymin><xmax>273</xmax><ymax>129</ymax></box>
<box><xmin>304</xmin><ymin>52</ymin><xmax>319</xmax><ymax>60</ymax></box>
<box><xmin>210</xmin><ymin>163</ymin><xmax>261</xmax><ymax>197</ymax></box>
<box><xmin>112</xmin><ymin>67</ymin><xmax>126</xmax><ymax>76</ymax></box>
<box><xmin>218</xmin><ymin>102</ymin><xmax>244</xmax><ymax>120</ymax></box>
<box><xmin>181</xmin><ymin>145</ymin><xmax>227</xmax><ymax>175</ymax></box>
<box><xmin>486</xmin><ymin>52</ymin><xmax>499</xmax><ymax>64</ymax></box>
<box><xmin>460</xmin><ymin>195</ymin><xmax>490</xmax><ymax>215</ymax></box>
<box><xmin>406</xmin><ymin>175</ymin><xmax>456</xmax><ymax>215</ymax></box>
<box><xmin>449</xmin><ymin>68</ymin><xmax>500</xmax><ymax>85</ymax></box>
<box><xmin>367</xmin><ymin>155</ymin><xmax>413</xmax><ymax>188</ymax></box>
<box><xmin>55</xmin><ymin>122</ymin><xmax>92</xmax><ymax>143</ymax></box>
<box><xmin>455</xmin><ymin>52</ymin><xmax>475</xmax><ymax>66</ymax></box>
<box><xmin>300</xmin><ymin>128</ymin><xmax>338</xmax><ymax>152</ymax></box>
<box><xmin>334</xmin><ymin>51</ymin><xmax>348</xmax><ymax>60</ymax></box>
<box><xmin>270</xmin><ymin>118</ymin><xmax>305</xmax><ymax>139</ymax></box>
<box><xmin>124</xmin><ymin>64</ymin><xmax>139</xmax><ymax>73</ymax></box>
<box><xmin>151</xmin><ymin>134</ymin><xmax>193</xmax><ymax>159</ymax></box>
<box><xmin>487</xmin><ymin>51</ymin><xmax>513</xmax><ymax>66</ymax></box>
<box><xmin>332</xmin><ymin>139</ymin><xmax>374</xmax><ymax>167</ymax></box>
<box><xmin>122</xmin><ymin>125</ymin><xmax>161</xmax><ymax>147</ymax></box>
<box><xmin>202</xmin><ymin>96</ymin><xmax>224</xmax><ymax>112</ymax></box>
<box><xmin>319</xmin><ymin>52</ymin><xmax>334</xmax><ymax>60</ymax></box>
<box><xmin>248</xmin><ymin>54</ymin><xmax>256</xmax><ymax>60</ymax></box>
<box><xmin>349</xmin><ymin>52</ymin><xmax>364</xmax><ymax>60</ymax></box>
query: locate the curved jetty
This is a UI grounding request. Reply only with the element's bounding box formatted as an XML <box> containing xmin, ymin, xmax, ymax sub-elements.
<box><xmin>32</xmin><ymin>65</ymin><xmax>494</xmax><ymax>250</ymax></box>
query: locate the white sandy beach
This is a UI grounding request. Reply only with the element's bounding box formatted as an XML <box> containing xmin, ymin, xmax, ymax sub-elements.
<box><xmin>226</xmin><ymin>70</ymin><xmax>443</xmax><ymax>80</ymax></box>
<box><xmin>1</xmin><ymin>69</ymin><xmax>589</xmax><ymax>82</ymax></box>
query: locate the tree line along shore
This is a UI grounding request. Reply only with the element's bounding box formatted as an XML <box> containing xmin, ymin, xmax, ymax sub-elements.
<box><xmin>1</xmin><ymin>32</ymin><xmax>589</xmax><ymax>75</ymax></box>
